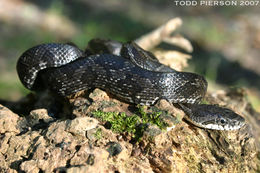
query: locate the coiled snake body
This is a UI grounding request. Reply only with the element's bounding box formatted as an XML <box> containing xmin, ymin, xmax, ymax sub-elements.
<box><xmin>17</xmin><ymin>39</ymin><xmax>245</xmax><ymax>130</ymax></box>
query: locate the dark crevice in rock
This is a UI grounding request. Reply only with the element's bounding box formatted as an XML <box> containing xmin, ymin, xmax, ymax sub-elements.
<box><xmin>210</xmin><ymin>149</ymin><xmax>225</xmax><ymax>165</ymax></box>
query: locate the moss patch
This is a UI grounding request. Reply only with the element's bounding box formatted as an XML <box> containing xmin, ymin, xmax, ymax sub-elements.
<box><xmin>93</xmin><ymin>128</ymin><xmax>103</xmax><ymax>140</ymax></box>
<box><xmin>92</xmin><ymin>105</ymin><xmax>168</xmax><ymax>141</ymax></box>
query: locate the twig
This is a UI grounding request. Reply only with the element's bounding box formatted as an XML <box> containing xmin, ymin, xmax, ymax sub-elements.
<box><xmin>163</xmin><ymin>35</ymin><xmax>193</xmax><ymax>53</ymax></box>
<box><xmin>135</xmin><ymin>18</ymin><xmax>182</xmax><ymax>50</ymax></box>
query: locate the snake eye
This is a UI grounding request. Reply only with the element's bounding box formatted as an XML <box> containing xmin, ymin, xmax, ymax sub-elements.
<box><xmin>220</xmin><ymin>118</ymin><xmax>226</xmax><ymax>124</ymax></box>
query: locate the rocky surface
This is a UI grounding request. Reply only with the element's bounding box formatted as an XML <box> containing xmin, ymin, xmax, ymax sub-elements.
<box><xmin>0</xmin><ymin>87</ymin><xmax>260</xmax><ymax>173</ymax></box>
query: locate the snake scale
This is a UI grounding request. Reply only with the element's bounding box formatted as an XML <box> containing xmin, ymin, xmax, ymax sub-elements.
<box><xmin>16</xmin><ymin>39</ymin><xmax>245</xmax><ymax>130</ymax></box>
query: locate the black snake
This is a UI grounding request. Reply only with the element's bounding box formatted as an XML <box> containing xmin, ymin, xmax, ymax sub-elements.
<box><xmin>16</xmin><ymin>39</ymin><xmax>245</xmax><ymax>130</ymax></box>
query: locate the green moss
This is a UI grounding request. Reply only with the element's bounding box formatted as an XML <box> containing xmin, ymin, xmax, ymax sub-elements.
<box><xmin>93</xmin><ymin>128</ymin><xmax>103</xmax><ymax>140</ymax></box>
<box><xmin>92</xmin><ymin>111</ymin><xmax>141</xmax><ymax>135</ymax></box>
<box><xmin>92</xmin><ymin>105</ymin><xmax>168</xmax><ymax>141</ymax></box>
<box><xmin>174</xmin><ymin>113</ymin><xmax>183</xmax><ymax>124</ymax></box>
<box><xmin>201</xmin><ymin>99</ymin><xmax>209</xmax><ymax>104</ymax></box>
<box><xmin>137</xmin><ymin>105</ymin><xmax>168</xmax><ymax>130</ymax></box>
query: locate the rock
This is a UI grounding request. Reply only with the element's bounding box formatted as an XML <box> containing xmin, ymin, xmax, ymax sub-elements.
<box><xmin>0</xmin><ymin>88</ymin><xmax>260</xmax><ymax>172</ymax></box>
<box><xmin>20</xmin><ymin>160</ymin><xmax>40</xmax><ymax>173</ymax></box>
<box><xmin>27</xmin><ymin>109</ymin><xmax>54</xmax><ymax>126</ymax></box>
<box><xmin>69</xmin><ymin>143</ymin><xmax>109</xmax><ymax>167</ymax></box>
<box><xmin>71</xmin><ymin>96</ymin><xmax>91</xmax><ymax>117</ymax></box>
<box><xmin>65</xmin><ymin>117</ymin><xmax>99</xmax><ymax>136</ymax></box>
<box><xmin>145</xmin><ymin>123</ymin><xmax>258</xmax><ymax>173</ymax></box>
<box><xmin>0</xmin><ymin>104</ymin><xmax>22</xmax><ymax>134</ymax></box>
<box><xmin>89</xmin><ymin>88</ymin><xmax>110</xmax><ymax>102</ymax></box>
<box><xmin>106</xmin><ymin>142</ymin><xmax>123</xmax><ymax>157</ymax></box>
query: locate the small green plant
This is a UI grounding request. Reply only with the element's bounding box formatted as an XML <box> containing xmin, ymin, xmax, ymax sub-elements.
<box><xmin>136</xmin><ymin>105</ymin><xmax>168</xmax><ymax>130</ymax></box>
<box><xmin>93</xmin><ymin>128</ymin><xmax>103</xmax><ymax>140</ymax></box>
<box><xmin>91</xmin><ymin>105</ymin><xmax>168</xmax><ymax>141</ymax></box>
<box><xmin>201</xmin><ymin>99</ymin><xmax>209</xmax><ymax>104</ymax></box>
<box><xmin>92</xmin><ymin>111</ymin><xmax>141</xmax><ymax>135</ymax></box>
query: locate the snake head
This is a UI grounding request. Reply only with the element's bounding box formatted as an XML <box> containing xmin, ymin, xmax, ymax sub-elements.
<box><xmin>182</xmin><ymin>104</ymin><xmax>245</xmax><ymax>130</ymax></box>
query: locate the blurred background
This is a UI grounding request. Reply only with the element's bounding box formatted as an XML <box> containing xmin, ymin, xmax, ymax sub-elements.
<box><xmin>0</xmin><ymin>0</ymin><xmax>260</xmax><ymax>111</ymax></box>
